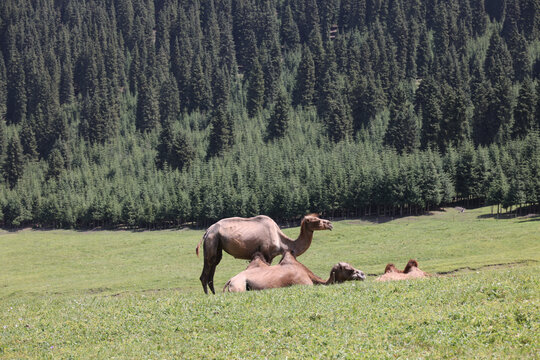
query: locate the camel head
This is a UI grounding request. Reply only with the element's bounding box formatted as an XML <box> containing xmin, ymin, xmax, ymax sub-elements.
<box><xmin>329</xmin><ymin>262</ymin><xmax>366</xmax><ymax>283</ymax></box>
<box><xmin>302</xmin><ymin>214</ymin><xmax>333</xmax><ymax>231</ymax></box>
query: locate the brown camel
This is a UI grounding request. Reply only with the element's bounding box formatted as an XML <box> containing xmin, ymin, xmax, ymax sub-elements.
<box><xmin>375</xmin><ymin>259</ymin><xmax>429</xmax><ymax>281</ymax></box>
<box><xmin>223</xmin><ymin>251</ymin><xmax>366</xmax><ymax>292</ymax></box>
<box><xmin>196</xmin><ymin>214</ymin><xmax>333</xmax><ymax>294</ymax></box>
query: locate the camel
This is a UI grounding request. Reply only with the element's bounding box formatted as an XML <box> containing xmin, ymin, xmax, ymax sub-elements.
<box><xmin>375</xmin><ymin>259</ymin><xmax>429</xmax><ymax>281</ymax></box>
<box><xmin>223</xmin><ymin>251</ymin><xmax>366</xmax><ymax>292</ymax></box>
<box><xmin>196</xmin><ymin>214</ymin><xmax>333</xmax><ymax>294</ymax></box>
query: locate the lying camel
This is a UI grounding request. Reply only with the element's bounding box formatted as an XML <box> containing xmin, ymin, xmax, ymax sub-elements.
<box><xmin>375</xmin><ymin>259</ymin><xmax>429</xmax><ymax>281</ymax></box>
<box><xmin>196</xmin><ymin>214</ymin><xmax>333</xmax><ymax>294</ymax></box>
<box><xmin>223</xmin><ymin>251</ymin><xmax>365</xmax><ymax>292</ymax></box>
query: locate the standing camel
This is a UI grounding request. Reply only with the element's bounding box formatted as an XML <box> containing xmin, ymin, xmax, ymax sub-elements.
<box><xmin>196</xmin><ymin>214</ymin><xmax>333</xmax><ymax>294</ymax></box>
<box><xmin>223</xmin><ymin>251</ymin><xmax>366</xmax><ymax>292</ymax></box>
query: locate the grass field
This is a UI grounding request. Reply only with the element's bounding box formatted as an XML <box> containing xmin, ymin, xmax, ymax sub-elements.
<box><xmin>1</xmin><ymin>207</ymin><xmax>539</xmax><ymax>358</ymax></box>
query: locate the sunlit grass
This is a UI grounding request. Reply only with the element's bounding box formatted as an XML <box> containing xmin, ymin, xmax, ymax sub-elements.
<box><xmin>0</xmin><ymin>207</ymin><xmax>539</xmax><ymax>358</ymax></box>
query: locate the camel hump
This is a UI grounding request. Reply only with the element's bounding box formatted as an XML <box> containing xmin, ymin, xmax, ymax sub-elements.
<box><xmin>384</xmin><ymin>263</ymin><xmax>398</xmax><ymax>273</ymax></box>
<box><xmin>278</xmin><ymin>251</ymin><xmax>298</xmax><ymax>265</ymax></box>
<box><xmin>403</xmin><ymin>259</ymin><xmax>419</xmax><ymax>273</ymax></box>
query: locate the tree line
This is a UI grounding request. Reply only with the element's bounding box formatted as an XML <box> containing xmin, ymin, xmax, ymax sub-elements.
<box><xmin>0</xmin><ymin>0</ymin><xmax>539</xmax><ymax>228</ymax></box>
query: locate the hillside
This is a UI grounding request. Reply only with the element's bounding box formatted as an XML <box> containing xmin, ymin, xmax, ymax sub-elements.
<box><xmin>0</xmin><ymin>0</ymin><xmax>539</xmax><ymax>228</ymax></box>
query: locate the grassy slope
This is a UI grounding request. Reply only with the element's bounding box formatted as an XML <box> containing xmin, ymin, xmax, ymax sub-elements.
<box><xmin>0</xmin><ymin>207</ymin><xmax>539</xmax><ymax>358</ymax></box>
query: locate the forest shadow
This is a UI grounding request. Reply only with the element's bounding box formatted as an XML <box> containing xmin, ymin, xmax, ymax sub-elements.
<box><xmin>477</xmin><ymin>212</ymin><xmax>540</xmax><ymax>222</ymax></box>
<box><xmin>340</xmin><ymin>208</ymin><xmax>447</xmax><ymax>226</ymax></box>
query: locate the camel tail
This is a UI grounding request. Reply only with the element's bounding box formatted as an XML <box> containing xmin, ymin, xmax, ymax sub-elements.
<box><xmin>196</xmin><ymin>231</ymin><xmax>208</xmax><ymax>257</ymax></box>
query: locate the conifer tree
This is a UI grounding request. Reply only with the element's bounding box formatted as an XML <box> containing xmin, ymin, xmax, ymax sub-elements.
<box><xmin>5</xmin><ymin>133</ymin><xmax>24</xmax><ymax>188</ymax></box>
<box><xmin>6</xmin><ymin>47</ymin><xmax>27</xmax><ymax>125</ymax></box>
<box><xmin>293</xmin><ymin>45</ymin><xmax>316</xmax><ymax>107</ymax></box>
<box><xmin>0</xmin><ymin>118</ymin><xmax>6</xmax><ymax>168</ymax></box>
<box><xmin>267</xmin><ymin>87</ymin><xmax>290</xmax><ymax>141</ymax></box>
<box><xmin>20</xmin><ymin>118</ymin><xmax>39</xmax><ymax>161</ymax></box>
<box><xmin>508</xmin><ymin>30</ymin><xmax>531</xmax><ymax>81</ymax></box>
<box><xmin>486</xmin><ymin>165</ymin><xmax>509</xmax><ymax>216</ymax></box>
<box><xmin>488</xmin><ymin>75</ymin><xmax>514</xmax><ymax>144</ymax></box>
<box><xmin>207</xmin><ymin>104</ymin><xmax>234</xmax><ymax>158</ymax></box>
<box><xmin>47</xmin><ymin>147</ymin><xmax>65</xmax><ymax>179</ymax></box>
<box><xmin>59</xmin><ymin>60</ymin><xmax>74</xmax><ymax>105</ymax></box>
<box><xmin>389</xmin><ymin>0</ymin><xmax>408</xmax><ymax>71</ymax></box>
<box><xmin>537</xmin><ymin>81</ymin><xmax>540</xmax><ymax>129</ymax></box>
<box><xmin>416</xmin><ymin>25</ymin><xmax>431</xmax><ymax>78</ymax></box>
<box><xmin>0</xmin><ymin>53</ymin><xmax>6</xmax><ymax>121</ymax></box>
<box><xmin>384</xmin><ymin>84</ymin><xmax>419</xmax><ymax>154</ymax></box>
<box><xmin>171</xmin><ymin>36</ymin><xmax>192</xmax><ymax>111</ymax></box>
<box><xmin>455</xmin><ymin>141</ymin><xmax>478</xmax><ymax>200</ymax></box>
<box><xmin>513</xmin><ymin>78</ymin><xmax>536</xmax><ymax>139</ymax></box>
<box><xmin>246</xmin><ymin>56</ymin><xmax>265</xmax><ymax>118</ymax></box>
<box><xmin>136</xmin><ymin>72</ymin><xmax>160</xmax><ymax>132</ymax></box>
<box><xmin>484</xmin><ymin>31</ymin><xmax>514</xmax><ymax>84</ymax></box>
<box><xmin>307</xmin><ymin>25</ymin><xmax>325</xmax><ymax>85</ymax></box>
<box><xmin>417</xmin><ymin>77</ymin><xmax>443</xmax><ymax>150</ymax></box>
<box><xmin>159</xmin><ymin>76</ymin><xmax>180</xmax><ymax>125</ymax></box>
<box><xmin>471</xmin><ymin>0</ymin><xmax>488</xmax><ymax>36</ymax></box>
<box><xmin>189</xmin><ymin>54</ymin><xmax>212</xmax><ymax>112</ymax></box>
<box><xmin>319</xmin><ymin>62</ymin><xmax>353</xmax><ymax>142</ymax></box>
<box><xmin>157</xmin><ymin>120</ymin><xmax>195</xmax><ymax>171</ymax></box>
<box><xmin>351</xmin><ymin>76</ymin><xmax>385</xmax><ymax>131</ymax></box>
<box><xmin>281</xmin><ymin>2</ymin><xmax>300</xmax><ymax>51</ymax></box>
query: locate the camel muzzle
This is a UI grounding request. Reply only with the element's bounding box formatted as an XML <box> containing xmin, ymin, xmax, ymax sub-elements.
<box><xmin>353</xmin><ymin>271</ymin><xmax>366</xmax><ymax>281</ymax></box>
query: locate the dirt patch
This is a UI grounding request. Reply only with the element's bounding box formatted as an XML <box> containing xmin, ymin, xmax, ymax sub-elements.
<box><xmin>436</xmin><ymin>260</ymin><xmax>537</xmax><ymax>276</ymax></box>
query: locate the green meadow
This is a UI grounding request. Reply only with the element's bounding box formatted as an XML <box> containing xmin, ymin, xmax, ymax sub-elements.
<box><xmin>1</xmin><ymin>207</ymin><xmax>539</xmax><ymax>358</ymax></box>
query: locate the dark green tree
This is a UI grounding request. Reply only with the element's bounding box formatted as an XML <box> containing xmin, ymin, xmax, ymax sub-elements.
<box><xmin>488</xmin><ymin>75</ymin><xmax>514</xmax><ymax>144</ymax></box>
<box><xmin>246</xmin><ymin>57</ymin><xmax>265</xmax><ymax>118</ymax></box>
<box><xmin>471</xmin><ymin>0</ymin><xmax>488</xmax><ymax>35</ymax></box>
<box><xmin>207</xmin><ymin>105</ymin><xmax>234</xmax><ymax>158</ymax></box>
<box><xmin>159</xmin><ymin>76</ymin><xmax>180</xmax><ymax>124</ymax></box>
<box><xmin>0</xmin><ymin>53</ymin><xmax>6</xmax><ymax>120</ymax></box>
<box><xmin>416</xmin><ymin>24</ymin><xmax>432</xmax><ymax>78</ymax></box>
<box><xmin>455</xmin><ymin>142</ymin><xmax>478</xmax><ymax>200</ymax></box>
<box><xmin>484</xmin><ymin>31</ymin><xmax>513</xmax><ymax>84</ymax></box>
<box><xmin>416</xmin><ymin>77</ymin><xmax>443</xmax><ymax>150</ymax></box>
<box><xmin>508</xmin><ymin>30</ymin><xmax>531</xmax><ymax>81</ymax></box>
<box><xmin>384</xmin><ymin>84</ymin><xmax>419</xmax><ymax>154</ymax></box>
<box><xmin>59</xmin><ymin>60</ymin><xmax>74</xmax><ymax>105</ymax></box>
<box><xmin>47</xmin><ymin>147</ymin><xmax>65</xmax><ymax>179</ymax></box>
<box><xmin>157</xmin><ymin>121</ymin><xmax>195</xmax><ymax>171</ymax></box>
<box><xmin>5</xmin><ymin>133</ymin><xmax>24</xmax><ymax>188</ymax></box>
<box><xmin>6</xmin><ymin>47</ymin><xmax>27</xmax><ymax>124</ymax></box>
<box><xmin>281</xmin><ymin>2</ymin><xmax>300</xmax><ymax>51</ymax></box>
<box><xmin>267</xmin><ymin>88</ymin><xmax>290</xmax><ymax>141</ymax></box>
<box><xmin>351</xmin><ymin>76</ymin><xmax>385</xmax><ymax>131</ymax></box>
<box><xmin>293</xmin><ymin>46</ymin><xmax>316</xmax><ymax>107</ymax></box>
<box><xmin>20</xmin><ymin>118</ymin><xmax>39</xmax><ymax>161</ymax></box>
<box><xmin>136</xmin><ymin>72</ymin><xmax>160</xmax><ymax>132</ymax></box>
<box><xmin>513</xmin><ymin>78</ymin><xmax>536</xmax><ymax>139</ymax></box>
<box><xmin>319</xmin><ymin>62</ymin><xmax>352</xmax><ymax>142</ymax></box>
<box><xmin>0</xmin><ymin>117</ymin><xmax>6</xmax><ymax>167</ymax></box>
<box><xmin>189</xmin><ymin>54</ymin><xmax>212</xmax><ymax>112</ymax></box>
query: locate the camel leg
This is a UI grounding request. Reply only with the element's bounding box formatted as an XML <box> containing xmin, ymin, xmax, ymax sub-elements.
<box><xmin>208</xmin><ymin>242</ymin><xmax>223</xmax><ymax>295</ymax></box>
<box><xmin>200</xmin><ymin>234</ymin><xmax>220</xmax><ymax>294</ymax></box>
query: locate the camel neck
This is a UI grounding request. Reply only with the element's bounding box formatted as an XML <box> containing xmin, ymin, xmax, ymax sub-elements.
<box><xmin>290</xmin><ymin>226</ymin><xmax>313</xmax><ymax>257</ymax></box>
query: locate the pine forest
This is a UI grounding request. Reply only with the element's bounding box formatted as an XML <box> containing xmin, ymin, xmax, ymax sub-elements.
<box><xmin>0</xmin><ymin>0</ymin><xmax>539</xmax><ymax>228</ymax></box>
